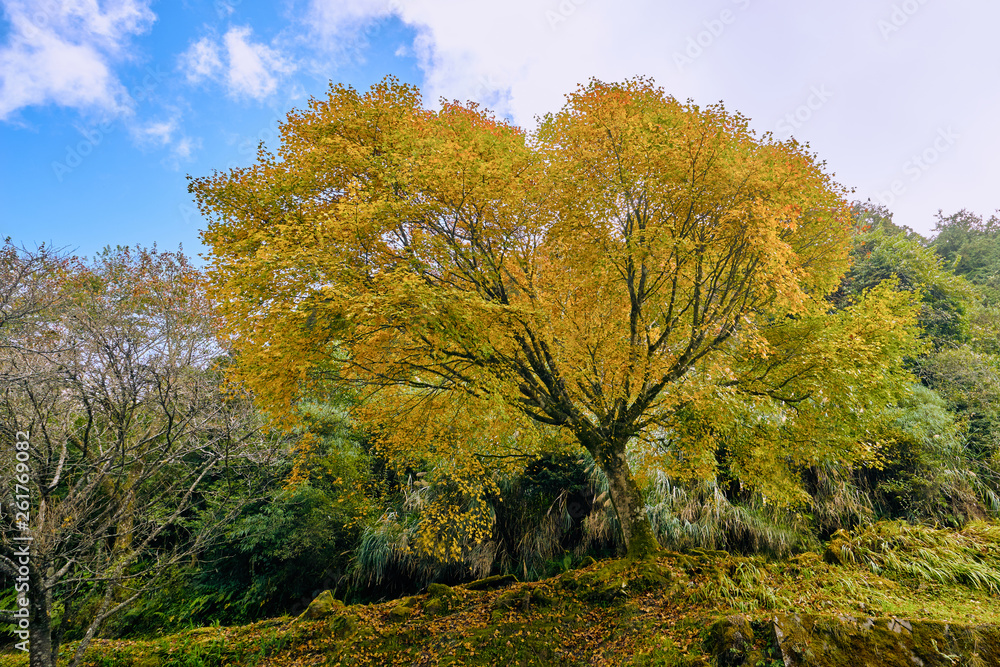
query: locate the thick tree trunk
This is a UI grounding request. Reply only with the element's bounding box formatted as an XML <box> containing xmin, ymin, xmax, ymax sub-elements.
<box><xmin>597</xmin><ymin>445</ymin><xmax>659</xmax><ymax>559</ymax></box>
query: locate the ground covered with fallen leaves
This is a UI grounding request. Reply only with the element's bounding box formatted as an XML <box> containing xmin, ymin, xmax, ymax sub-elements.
<box><xmin>7</xmin><ymin>523</ymin><xmax>1000</xmax><ymax>666</ymax></box>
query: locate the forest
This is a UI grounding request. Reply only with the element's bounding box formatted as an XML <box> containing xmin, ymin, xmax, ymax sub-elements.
<box><xmin>4</xmin><ymin>77</ymin><xmax>1000</xmax><ymax>666</ymax></box>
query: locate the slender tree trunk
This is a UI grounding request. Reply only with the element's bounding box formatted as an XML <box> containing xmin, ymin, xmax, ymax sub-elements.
<box><xmin>28</xmin><ymin>567</ymin><xmax>55</xmax><ymax>667</ymax></box>
<box><xmin>596</xmin><ymin>444</ymin><xmax>659</xmax><ymax>559</ymax></box>
<box><xmin>67</xmin><ymin>575</ymin><xmax>122</xmax><ymax>667</ymax></box>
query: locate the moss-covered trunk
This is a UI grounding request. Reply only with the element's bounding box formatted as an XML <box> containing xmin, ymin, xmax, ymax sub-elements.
<box><xmin>598</xmin><ymin>445</ymin><xmax>659</xmax><ymax>559</ymax></box>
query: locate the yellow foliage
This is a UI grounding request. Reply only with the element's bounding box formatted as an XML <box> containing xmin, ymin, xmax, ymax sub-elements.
<box><xmin>191</xmin><ymin>76</ymin><xmax>919</xmax><ymax>550</ymax></box>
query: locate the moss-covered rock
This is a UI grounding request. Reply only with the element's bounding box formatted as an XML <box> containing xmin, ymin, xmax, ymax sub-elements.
<box><xmin>427</xmin><ymin>583</ymin><xmax>455</xmax><ymax>599</ymax></box>
<box><xmin>424</xmin><ymin>598</ymin><xmax>448</xmax><ymax>616</ymax></box>
<box><xmin>771</xmin><ymin>613</ymin><xmax>1000</xmax><ymax>667</ymax></box>
<box><xmin>571</xmin><ymin>564</ymin><xmax>633</xmax><ymax>604</ymax></box>
<box><xmin>629</xmin><ymin>559</ymin><xmax>674</xmax><ymax>593</ymax></box>
<box><xmin>297</xmin><ymin>590</ymin><xmax>344</xmax><ymax>621</ymax></box>
<box><xmin>425</xmin><ymin>583</ymin><xmax>461</xmax><ymax>615</ymax></box>
<box><xmin>704</xmin><ymin>615</ymin><xmax>757</xmax><ymax>667</ymax></box>
<box><xmin>328</xmin><ymin>613</ymin><xmax>358</xmax><ymax>640</ymax></box>
<box><xmin>387</xmin><ymin>597</ymin><xmax>416</xmax><ymax>622</ymax></box>
<box><xmin>492</xmin><ymin>585</ymin><xmax>555</xmax><ymax>618</ymax></box>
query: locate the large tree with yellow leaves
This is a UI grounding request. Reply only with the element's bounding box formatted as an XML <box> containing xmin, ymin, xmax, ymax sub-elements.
<box><xmin>191</xmin><ymin>77</ymin><xmax>919</xmax><ymax>558</ymax></box>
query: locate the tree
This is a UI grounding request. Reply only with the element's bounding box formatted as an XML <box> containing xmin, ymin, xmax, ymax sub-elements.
<box><xmin>931</xmin><ymin>209</ymin><xmax>1000</xmax><ymax>297</ymax></box>
<box><xmin>0</xmin><ymin>245</ymin><xmax>271</xmax><ymax>667</ymax></box>
<box><xmin>0</xmin><ymin>241</ymin><xmax>68</xmax><ymax>383</ymax></box>
<box><xmin>191</xmin><ymin>77</ymin><xmax>916</xmax><ymax>558</ymax></box>
<box><xmin>835</xmin><ymin>203</ymin><xmax>978</xmax><ymax>346</ymax></box>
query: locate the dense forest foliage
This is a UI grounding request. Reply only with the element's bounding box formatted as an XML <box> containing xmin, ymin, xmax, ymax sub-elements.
<box><xmin>4</xmin><ymin>206</ymin><xmax>1000</xmax><ymax>667</ymax></box>
<box><xmin>4</xmin><ymin>78</ymin><xmax>1000</xmax><ymax>667</ymax></box>
<box><xmin>3</xmin><ymin>210</ymin><xmax>1000</xmax><ymax>667</ymax></box>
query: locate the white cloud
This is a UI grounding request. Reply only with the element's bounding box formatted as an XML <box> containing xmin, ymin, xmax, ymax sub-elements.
<box><xmin>172</xmin><ymin>135</ymin><xmax>199</xmax><ymax>159</ymax></box>
<box><xmin>302</xmin><ymin>0</ymin><xmax>1000</xmax><ymax>237</ymax></box>
<box><xmin>160</xmin><ymin>134</ymin><xmax>201</xmax><ymax>170</ymax></box>
<box><xmin>178</xmin><ymin>26</ymin><xmax>295</xmax><ymax>101</ymax></box>
<box><xmin>307</xmin><ymin>0</ymin><xmax>398</xmax><ymax>42</ymax></box>
<box><xmin>179</xmin><ymin>36</ymin><xmax>224</xmax><ymax>83</ymax></box>
<box><xmin>130</xmin><ymin>117</ymin><xmax>176</xmax><ymax>147</ymax></box>
<box><xmin>213</xmin><ymin>1</ymin><xmax>237</xmax><ymax>19</ymax></box>
<box><xmin>129</xmin><ymin>114</ymin><xmax>199</xmax><ymax>168</ymax></box>
<box><xmin>224</xmin><ymin>26</ymin><xmax>294</xmax><ymax>99</ymax></box>
<box><xmin>0</xmin><ymin>0</ymin><xmax>155</xmax><ymax>121</ymax></box>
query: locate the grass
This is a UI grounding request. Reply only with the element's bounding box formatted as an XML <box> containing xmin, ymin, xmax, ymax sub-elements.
<box><xmin>645</xmin><ymin>474</ymin><xmax>817</xmax><ymax>558</ymax></box>
<box><xmin>827</xmin><ymin>520</ymin><xmax>1000</xmax><ymax>592</ymax></box>
<box><xmin>1</xmin><ymin>520</ymin><xmax>997</xmax><ymax>666</ymax></box>
<box><xmin>0</xmin><ymin>520</ymin><xmax>986</xmax><ymax>666</ymax></box>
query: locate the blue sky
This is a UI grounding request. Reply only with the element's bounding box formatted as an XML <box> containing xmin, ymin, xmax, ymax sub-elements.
<box><xmin>2</xmin><ymin>0</ymin><xmax>998</xmax><ymax>261</ymax></box>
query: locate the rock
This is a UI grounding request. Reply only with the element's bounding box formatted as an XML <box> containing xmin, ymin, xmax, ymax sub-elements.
<box><xmin>328</xmin><ymin>613</ymin><xmax>358</xmax><ymax>639</ymax></box>
<box><xmin>627</xmin><ymin>559</ymin><xmax>673</xmax><ymax>593</ymax></box>
<box><xmin>491</xmin><ymin>586</ymin><xmax>555</xmax><ymax>620</ymax></box>
<box><xmin>770</xmin><ymin>613</ymin><xmax>1000</xmax><ymax>667</ymax></box>
<box><xmin>425</xmin><ymin>583</ymin><xmax>461</xmax><ymax>615</ymax></box>
<box><xmin>388</xmin><ymin>604</ymin><xmax>413</xmax><ymax>622</ymax></box>
<box><xmin>427</xmin><ymin>583</ymin><xmax>455</xmax><ymax>599</ymax></box>
<box><xmin>387</xmin><ymin>596</ymin><xmax>416</xmax><ymax>622</ymax></box>
<box><xmin>573</xmin><ymin>569</ymin><xmax>629</xmax><ymax>604</ymax></box>
<box><xmin>704</xmin><ymin>615</ymin><xmax>756</xmax><ymax>667</ymax></box>
<box><xmin>494</xmin><ymin>588</ymin><xmax>527</xmax><ymax>611</ymax></box>
<box><xmin>887</xmin><ymin>617</ymin><xmax>913</xmax><ymax>634</ymax></box>
<box><xmin>298</xmin><ymin>590</ymin><xmax>344</xmax><ymax>621</ymax></box>
<box><xmin>424</xmin><ymin>598</ymin><xmax>448</xmax><ymax>616</ymax></box>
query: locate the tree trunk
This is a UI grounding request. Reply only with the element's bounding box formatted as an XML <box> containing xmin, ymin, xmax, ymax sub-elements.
<box><xmin>597</xmin><ymin>444</ymin><xmax>659</xmax><ymax>559</ymax></box>
<box><xmin>28</xmin><ymin>567</ymin><xmax>55</xmax><ymax>667</ymax></box>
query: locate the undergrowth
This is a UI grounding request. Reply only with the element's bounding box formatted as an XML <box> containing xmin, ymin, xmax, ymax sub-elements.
<box><xmin>827</xmin><ymin>520</ymin><xmax>1000</xmax><ymax>592</ymax></box>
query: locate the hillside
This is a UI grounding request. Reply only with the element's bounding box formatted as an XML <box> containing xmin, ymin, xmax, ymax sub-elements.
<box><xmin>11</xmin><ymin>520</ymin><xmax>999</xmax><ymax>667</ymax></box>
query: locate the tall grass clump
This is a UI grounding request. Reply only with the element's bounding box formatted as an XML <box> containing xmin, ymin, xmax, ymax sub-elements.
<box><xmin>348</xmin><ymin>470</ymin><xmax>497</xmax><ymax>597</ymax></box>
<box><xmin>348</xmin><ymin>452</ymin><xmax>621</xmax><ymax>589</ymax></box>
<box><xmin>827</xmin><ymin>520</ymin><xmax>1000</xmax><ymax>592</ymax></box>
<box><xmin>491</xmin><ymin>453</ymin><xmax>617</xmax><ymax>580</ymax></box>
<box><xmin>644</xmin><ymin>473</ymin><xmax>816</xmax><ymax>557</ymax></box>
<box><xmin>869</xmin><ymin>384</ymin><xmax>991</xmax><ymax>526</ymax></box>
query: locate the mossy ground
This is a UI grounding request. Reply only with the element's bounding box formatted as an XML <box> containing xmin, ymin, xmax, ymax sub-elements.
<box><xmin>6</xmin><ymin>525</ymin><xmax>1000</xmax><ymax>666</ymax></box>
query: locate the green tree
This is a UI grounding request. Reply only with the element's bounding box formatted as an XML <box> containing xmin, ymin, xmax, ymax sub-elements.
<box><xmin>835</xmin><ymin>203</ymin><xmax>977</xmax><ymax>345</ymax></box>
<box><xmin>931</xmin><ymin>209</ymin><xmax>1000</xmax><ymax>299</ymax></box>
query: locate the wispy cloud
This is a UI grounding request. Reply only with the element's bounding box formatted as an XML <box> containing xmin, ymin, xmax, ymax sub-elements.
<box><xmin>161</xmin><ymin>134</ymin><xmax>201</xmax><ymax>170</ymax></box>
<box><xmin>0</xmin><ymin>0</ymin><xmax>155</xmax><ymax>121</ymax></box>
<box><xmin>172</xmin><ymin>135</ymin><xmax>199</xmax><ymax>160</ymax></box>
<box><xmin>179</xmin><ymin>26</ymin><xmax>295</xmax><ymax>100</ymax></box>
<box><xmin>128</xmin><ymin>113</ymin><xmax>200</xmax><ymax>168</ymax></box>
<box><xmin>179</xmin><ymin>36</ymin><xmax>224</xmax><ymax>82</ymax></box>
<box><xmin>130</xmin><ymin>117</ymin><xmax>177</xmax><ymax>148</ymax></box>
